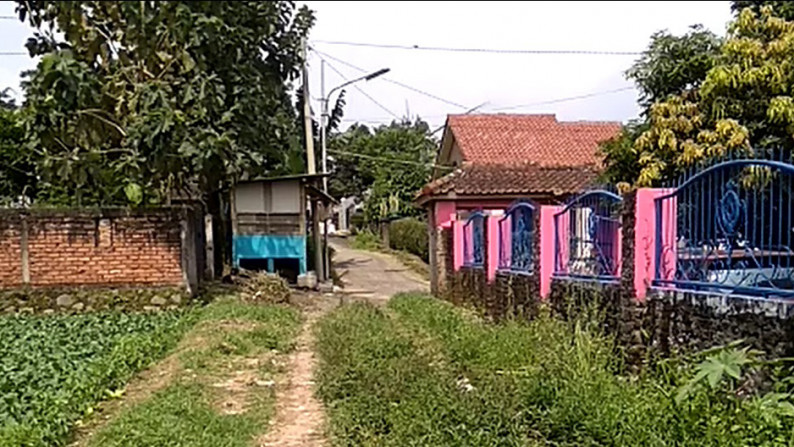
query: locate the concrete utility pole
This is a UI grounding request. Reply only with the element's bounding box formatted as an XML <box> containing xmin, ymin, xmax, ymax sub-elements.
<box><xmin>301</xmin><ymin>38</ymin><xmax>324</xmax><ymax>283</ymax></box>
<box><xmin>318</xmin><ymin>65</ymin><xmax>390</xmax><ymax>282</ymax></box>
<box><xmin>302</xmin><ymin>38</ymin><xmax>316</xmax><ymax>175</ymax></box>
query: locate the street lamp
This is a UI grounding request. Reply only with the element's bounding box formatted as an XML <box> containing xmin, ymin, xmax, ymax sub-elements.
<box><xmin>320</xmin><ymin>64</ymin><xmax>390</xmax><ymax>193</ymax></box>
<box><xmin>318</xmin><ymin>63</ymin><xmax>389</xmax><ymax>282</ymax></box>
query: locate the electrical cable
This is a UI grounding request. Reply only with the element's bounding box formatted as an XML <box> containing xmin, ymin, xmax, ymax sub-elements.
<box><xmin>312</xmin><ymin>40</ymin><xmax>643</xmax><ymax>56</ymax></box>
<box><xmin>310</xmin><ymin>48</ymin><xmax>469</xmax><ymax>109</ymax></box>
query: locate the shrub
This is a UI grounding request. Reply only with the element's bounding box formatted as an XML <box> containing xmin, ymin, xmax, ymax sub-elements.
<box><xmin>351</xmin><ymin>230</ymin><xmax>381</xmax><ymax>251</ymax></box>
<box><xmin>388</xmin><ymin>217</ymin><xmax>428</xmax><ymax>262</ymax></box>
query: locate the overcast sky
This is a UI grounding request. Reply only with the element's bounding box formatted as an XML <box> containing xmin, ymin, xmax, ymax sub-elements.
<box><xmin>0</xmin><ymin>1</ymin><xmax>734</xmax><ymax>129</ymax></box>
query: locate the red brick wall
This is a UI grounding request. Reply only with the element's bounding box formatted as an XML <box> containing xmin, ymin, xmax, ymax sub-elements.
<box><xmin>0</xmin><ymin>210</ymin><xmax>187</xmax><ymax>288</ymax></box>
<box><xmin>0</xmin><ymin>217</ymin><xmax>22</xmax><ymax>287</ymax></box>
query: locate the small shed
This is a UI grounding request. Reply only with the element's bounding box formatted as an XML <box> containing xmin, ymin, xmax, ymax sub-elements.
<box><xmin>230</xmin><ymin>174</ymin><xmax>335</xmax><ymax>278</ymax></box>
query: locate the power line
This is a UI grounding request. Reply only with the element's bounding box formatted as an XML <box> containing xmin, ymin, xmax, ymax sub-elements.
<box><xmin>0</xmin><ymin>52</ymin><xmax>27</xmax><ymax>56</ymax></box>
<box><xmin>0</xmin><ymin>16</ymin><xmax>17</xmax><ymax>20</ymax></box>
<box><xmin>328</xmin><ymin>148</ymin><xmax>450</xmax><ymax>170</ymax></box>
<box><xmin>311</xmin><ymin>48</ymin><xmax>469</xmax><ymax>110</ymax></box>
<box><xmin>313</xmin><ymin>53</ymin><xmax>400</xmax><ymax>119</ymax></box>
<box><xmin>490</xmin><ymin>86</ymin><xmax>635</xmax><ymax>112</ymax></box>
<box><xmin>312</xmin><ymin>40</ymin><xmax>643</xmax><ymax>56</ymax></box>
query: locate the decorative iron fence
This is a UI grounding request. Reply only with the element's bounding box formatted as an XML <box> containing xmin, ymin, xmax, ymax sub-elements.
<box><xmin>654</xmin><ymin>152</ymin><xmax>794</xmax><ymax>299</ymax></box>
<box><xmin>463</xmin><ymin>210</ymin><xmax>485</xmax><ymax>267</ymax></box>
<box><xmin>497</xmin><ymin>201</ymin><xmax>535</xmax><ymax>273</ymax></box>
<box><xmin>554</xmin><ymin>189</ymin><xmax>623</xmax><ymax>282</ymax></box>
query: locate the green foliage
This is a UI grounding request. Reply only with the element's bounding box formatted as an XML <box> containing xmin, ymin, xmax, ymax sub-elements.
<box><xmin>597</xmin><ymin>120</ymin><xmax>649</xmax><ymax>190</ymax></box>
<box><xmin>328</xmin><ymin>119</ymin><xmax>434</xmax><ymax>222</ymax></box>
<box><xmin>0</xmin><ymin>310</ymin><xmax>193</xmax><ymax>446</ymax></box>
<box><xmin>0</xmin><ymin>103</ymin><xmax>34</xmax><ymax>204</ymax></box>
<box><xmin>14</xmin><ymin>1</ymin><xmax>314</xmax><ymax>205</ymax></box>
<box><xmin>388</xmin><ymin>217</ymin><xmax>429</xmax><ymax>262</ymax></box>
<box><xmin>603</xmin><ymin>6</ymin><xmax>794</xmax><ymax>187</ymax></box>
<box><xmin>600</xmin><ymin>24</ymin><xmax>722</xmax><ymax>188</ymax></box>
<box><xmin>733</xmin><ymin>1</ymin><xmax>794</xmax><ymax>20</ymax></box>
<box><xmin>351</xmin><ymin>229</ymin><xmax>381</xmax><ymax>251</ymax></box>
<box><xmin>316</xmin><ymin>294</ymin><xmax>794</xmax><ymax>446</ymax></box>
<box><xmin>626</xmin><ymin>25</ymin><xmax>722</xmax><ymax>115</ymax></box>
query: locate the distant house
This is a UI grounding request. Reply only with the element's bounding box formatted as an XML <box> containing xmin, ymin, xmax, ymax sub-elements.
<box><xmin>415</xmin><ymin>114</ymin><xmax>621</xmax><ymax>294</ymax></box>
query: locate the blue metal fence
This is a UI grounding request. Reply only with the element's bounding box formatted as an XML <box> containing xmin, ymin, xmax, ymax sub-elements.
<box><xmin>498</xmin><ymin>201</ymin><xmax>535</xmax><ymax>273</ymax></box>
<box><xmin>463</xmin><ymin>210</ymin><xmax>485</xmax><ymax>267</ymax></box>
<box><xmin>653</xmin><ymin>150</ymin><xmax>794</xmax><ymax>299</ymax></box>
<box><xmin>554</xmin><ymin>189</ymin><xmax>623</xmax><ymax>282</ymax></box>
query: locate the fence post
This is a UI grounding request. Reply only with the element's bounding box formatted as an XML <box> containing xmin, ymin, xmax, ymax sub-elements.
<box><xmin>634</xmin><ymin>188</ymin><xmax>676</xmax><ymax>301</ymax></box>
<box><xmin>486</xmin><ymin>212</ymin><xmax>500</xmax><ymax>282</ymax></box>
<box><xmin>540</xmin><ymin>205</ymin><xmax>562</xmax><ymax>299</ymax></box>
<box><xmin>453</xmin><ymin>218</ymin><xmax>463</xmax><ymax>272</ymax></box>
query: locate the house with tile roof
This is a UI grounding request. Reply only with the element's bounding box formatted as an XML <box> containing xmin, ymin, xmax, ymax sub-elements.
<box><xmin>416</xmin><ymin>114</ymin><xmax>621</xmax><ymax>295</ymax></box>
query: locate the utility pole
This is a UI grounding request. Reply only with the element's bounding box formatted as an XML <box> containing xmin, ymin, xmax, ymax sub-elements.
<box><xmin>320</xmin><ymin>59</ymin><xmax>328</xmax><ymax>192</ymax></box>
<box><xmin>302</xmin><ymin>38</ymin><xmax>316</xmax><ymax>175</ymax></box>
<box><xmin>319</xmin><ymin>60</ymin><xmax>330</xmax><ymax>281</ymax></box>
<box><xmin>301</xmin><ymin>38</ymin><xmax>324</xmax><ymax>283</ymax></box>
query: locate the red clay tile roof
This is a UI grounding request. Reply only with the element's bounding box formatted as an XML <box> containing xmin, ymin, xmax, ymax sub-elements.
<box><xmin>417</xmin><ymin>163</ymin><xmax>600</xmax><ymax>200</ymax></box>
<box><xmin>447</xmin><ymin>114</ymin><xmax>621</xmax><ymax>167</ymax></box>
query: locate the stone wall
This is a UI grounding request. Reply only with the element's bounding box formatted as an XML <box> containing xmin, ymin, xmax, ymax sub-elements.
<box><xmin>0</xmin><ymin>287</ymin><xmax>194</xmax><ymax>315</ymax></box>
<box><xmin>0</xmin><ymin>207</ymin><xmax>204</xmax><ymax>292</ymax></box>
<box><xmin>641</xmin><ymin>291</ymin><xmax>794</xmax><ymax>358</ymax></box>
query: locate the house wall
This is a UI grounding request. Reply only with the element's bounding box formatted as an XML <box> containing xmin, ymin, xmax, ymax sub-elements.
<box><xmin>0</xmin><ymin>208</ymin><xmax>203</xmax><ymax>292</ymax></box>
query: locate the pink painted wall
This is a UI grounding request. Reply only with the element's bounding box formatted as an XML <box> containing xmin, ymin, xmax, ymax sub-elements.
<box><xmin>540</xmin><ymin>205</ymin><xmax>562</xmax><ymax>299</ymax></box>
<box><xmin>434</xmin><ymin>201</ymin><xmax>457</xmax><ymax>229</ymax></box>
<box><xmin>453</xmin><ymin>219</ymin><xmax>464</xmax><ymax>271</ymax></box>
<box><xmin>634</xmin><ymin>188</ymin><xmax>676</xmax><ymax>301</ymax></box>
<box><xmin>487</xmin><ymin>214</ymin><xmax>499</xmax><ymax>282</ymax></box>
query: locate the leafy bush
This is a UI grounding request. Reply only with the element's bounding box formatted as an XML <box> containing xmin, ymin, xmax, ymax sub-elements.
<box><xmin>0</xmin><ymin>310</ymin><xmax>193</xmax><ymax>446</ymax></box>
<box><xmin>317</xmin><ymin>294</ymin><xmax>794</xmax><ymax>446</ymax></box>
<box><xmin>351</xmin><ymin>230</ymin><xmax>381</xmax><ymax>251</ymax></box>
<box><xmin>388</xmin><ymin>218</ymin><xmax>428</xmax><ymax>262</ymax></box>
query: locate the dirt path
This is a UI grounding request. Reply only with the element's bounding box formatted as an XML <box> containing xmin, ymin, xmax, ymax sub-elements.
<box><xmin>258</xmin><ymin>240</ymin><xmax>429</xmax><ymax>446</ymax></box>
<box><xmin>331</xmin><ymin>237</ymin><xmax>430</xmax><ymax>304</ymax></box>
<box><xmin>258</xmin><ymin>295</ymin><xmax>333</xmax><ymax>447</ymax></box>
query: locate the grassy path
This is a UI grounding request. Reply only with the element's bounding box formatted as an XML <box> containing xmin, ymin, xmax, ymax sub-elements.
<box><xmin>70</xmin><ymin>295</ymin><xmax>302</xmax><ymax>447</ymax></box>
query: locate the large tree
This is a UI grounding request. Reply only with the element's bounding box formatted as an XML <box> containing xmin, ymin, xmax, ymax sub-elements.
<box><xmin>732</xmin><ymin>1</ymin><xmax>794</xmax><ymax>20</ymax></box>
<box><xmin>600</xmin><ymin>25</ymin><xmax>721</xmax><ymax>187</ymax></box>
<box><xmin>0</xmin><ymin>90</ymin><xmax>34</xmax><ymax>204</ymax></box>
<box><xmin>14</xmin><ymin>1</ymin><xmax>314</xmax><ymax>206</ymax></box>
<box><xmin>601</xmin><ymin>5</ymin><xmax>794</xmax><ymax>188</ymax></box>
<box><xmin>630</xmin><ymin>6</ymin><xmax>794</xmax><ymax>187</ymax></box>
<box><xmin>328</xmin><ymin>119</ymin><xmax>435</xmax><ymax>222</ymax></box>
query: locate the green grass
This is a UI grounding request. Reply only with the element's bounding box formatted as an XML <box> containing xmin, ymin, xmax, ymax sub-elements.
<box><xmin>316</xmin><ymin>293</ymin><xmax>794</xmax><ymax>446</ymax></box>
<box><xmin>0</xmin><ymin>309</ymin><xmax>193</xmax><ymax>447</ymax></box>
<box><xmin>85</xmin><ymin>297</ymin><xmax>301</xmax><ymax>447</ymax></box>
<box><xmin>88</xmin><ymin>383</ymin><xmax>264</xmax><ymax>447</ymax></box>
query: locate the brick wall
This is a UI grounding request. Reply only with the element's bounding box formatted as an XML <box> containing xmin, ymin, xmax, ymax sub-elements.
<box><xmin>0</xmin><ymin>216</ymin><xmax>22</xmax><ymax>287</ymax></box>
<box><xmin>0</xmin><ymin>208</ymin><xmax>203</xmax><ymax>290</ymax></box>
